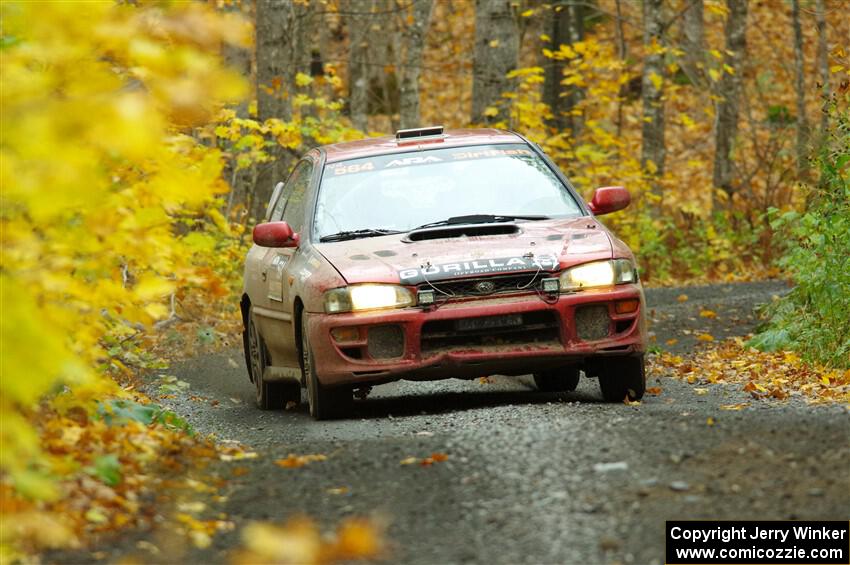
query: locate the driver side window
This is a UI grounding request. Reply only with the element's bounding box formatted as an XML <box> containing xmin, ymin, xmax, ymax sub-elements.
<box><xmin>271</xmin><ymin>160</ymin><xmax>313</xmax><ymax>229</ymax></box>
<box><xmin>270</xmin><ymin>160</ymin><xmax>311</xmax><ymax>222</ymax></box>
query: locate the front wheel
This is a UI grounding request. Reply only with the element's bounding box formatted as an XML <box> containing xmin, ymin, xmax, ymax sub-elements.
<box><xmin>302</xmin><ymin>315</ymin><xmax>352</xmax><ymax>420</ymax></box>
<box><xmin>533</xmin><ymin>366</ymin><xmax>581</xmax><ymax>392</ymax></box>
<box><xmin>598</xmin><ymin>355</ymin><xmax>646</xmax><ymax>402</ymax></box>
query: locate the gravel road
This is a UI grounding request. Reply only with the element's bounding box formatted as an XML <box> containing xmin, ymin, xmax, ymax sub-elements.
<box><xmin>58</xmin><ymin>281</ymin><xmax>850</xmax><ymax>564</ymax></box>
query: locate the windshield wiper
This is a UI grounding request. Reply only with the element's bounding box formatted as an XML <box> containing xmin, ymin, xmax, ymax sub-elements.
<box><xmin>411</xmin><ymin>214</ymin><xmax>549</xmax><ymax>231</ymax></box>
<box><xmin>319</xmin><ymin>228</ymin><xmax>403</xmax><ymax>243</ymax></box>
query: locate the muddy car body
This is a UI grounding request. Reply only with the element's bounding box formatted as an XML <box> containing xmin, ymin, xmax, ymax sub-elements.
<box><xmin>241</xmin><ymin>127</ymin><xmax>647</xmax><ymax>419</ymax></box>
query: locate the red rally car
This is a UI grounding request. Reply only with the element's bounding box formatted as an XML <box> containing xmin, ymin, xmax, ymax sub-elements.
<box><xmin>241</xmin><ymin>126</ymin><xmax>647</xmax><ymax>419</ymax></box>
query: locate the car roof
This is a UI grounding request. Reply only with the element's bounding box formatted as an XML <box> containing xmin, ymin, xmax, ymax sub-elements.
<box><xmin>320</xmin><ymin>128</ymin><xmax>526</xmax><ymax>163</ymax></box>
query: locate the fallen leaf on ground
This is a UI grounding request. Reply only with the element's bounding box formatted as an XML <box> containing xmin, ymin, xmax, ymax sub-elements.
<box><xmin>699</xmin><ymin>309</ymin><xmax>717</xmax><ymax>318</ymax></box>
<box><xmin>275</xmin><ymin>454</ymin><xmax>327</xmax><ymax>468</ymax></box>
<box><xmin>653</xmin><ymin>339</ymin><xmax>849</xmax><ymax>404</ymax></box>
<box><xmin>677</xmin><ymin>294</ymin><xmax>688</xmax><ymax>302</ymax></box>
<box><xmin>237</xmin><ymin>517</ymin><xmax>383</xmax><ymax>564</ymax></box>
<box><xmin>666</xmin><ymin>338</ymin><xmax>678</xmax><ymax>346</ymax></box>
<box><xmin>697</xmin><ymin>333</ymin><xmax>715</xmax><ymax>342</ymax></box>
<box><xmin>720</xmin><ymin>403</ymin><xmax>749</xmax><ymax>411</ymax></box>
<box><xmin>646</xmin><ymin>387</ymin><xmax>663</xmax><ymax>395</ymax></box>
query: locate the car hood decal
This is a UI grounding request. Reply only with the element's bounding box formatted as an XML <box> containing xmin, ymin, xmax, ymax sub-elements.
<box><xmin>314</xmin><ymin>217</ymin><xmax>614</xmax><ymax>285</ymax></box>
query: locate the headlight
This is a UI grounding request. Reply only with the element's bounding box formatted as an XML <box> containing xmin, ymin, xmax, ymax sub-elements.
<box><xmin>560</xmin><ymin>259</ymin><xmax>636</xmax><ymax>291</ymax></box>
<box><xmin>324</xmin><ymin>284</ymin><xmax>415</xmax><ymax>313</ymax></box>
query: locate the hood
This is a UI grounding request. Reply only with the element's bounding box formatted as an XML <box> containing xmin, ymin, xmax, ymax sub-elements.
<box><xmin>315</xmin><ymin>217</ymin><xmax>614</xmax><ymax>285</ymax></box>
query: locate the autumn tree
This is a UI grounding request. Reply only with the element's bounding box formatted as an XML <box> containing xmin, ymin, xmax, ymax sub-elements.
<box><xmin>641</xmin><ymin>0</ymin><xmax>666</xmax><ymax>181</ymax></box>
<box><xmin>472</xmin><ymin>0</ymin><xmax>520</xmax><ymax>123</ymax></box>
<box><xmin>713</xmin><ymin>0</ymin><xmax>748</xmax><ymax>204</ymax></box>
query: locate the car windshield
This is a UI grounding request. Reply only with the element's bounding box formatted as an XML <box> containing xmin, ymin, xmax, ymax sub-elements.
<box><xmin>314</xmin><ymin>144</ymin><xmax>582</xmax><ymax>240</ymax></box>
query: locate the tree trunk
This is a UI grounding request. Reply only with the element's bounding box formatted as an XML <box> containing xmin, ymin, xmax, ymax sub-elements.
<box><xmin>221</xmin><ymin>0</ymin><xmax>253</xmax><ymax>220</ymax></box>
<box><xmin>815</xmin><ymin>0</ymin><xmax>829</xmax><ymax>133</ymax></box>
<box><xmin>256</xmin><ymin>0</ymin><xmax>294</xmax><ymax>123</ymax></box>
<box><xmin>712</xmin><ymin>0</ymin><xmax>748</xmax><ymax>203</ymax></box>
<box><xmin>641</xmin><ymin>0</ymin><xmax>666</xmax><ymax>179</ymax></box>
<box><xmin>472</xmin><ymin>0</ymin><xmax>520</xmax><ymax>124</ymax></box>
<box><xmin>791</xmin><ymin>0</ymin><xmax>809</xmax><ymax>177</ymax></box>
<box><xmin>681</xmin><ymin>0</ymin><xmax>706</xmax><ymax>87</ymax></box>
<box><xmin>398</xmin><ymin>0</ymin><xmax>434</xmax><ymax>129</ymax></box>
<box><xmin>543</xmin><ymin>5</ymin><xmax>569</xmax><ymax>130</ymax></box>
<box><xmin>543</xmin><ymin>4</ymin><xmax>570</xmax><ymax>131</ymax></box>
<box><xmin>346</xmin><ymin>0</ymin><xmax>372</xmax><ymax>131</ymax></box>
<box><xmin>614</xmin><ymin>0</ymin><xmax>627</xmax><ymax>137</ymax></box>
<box><xmin>255</xmin><ymin>0</ymin><xmax>295</xmax><ymax>219</ymax></box>
<box><xmin>565</xmin><ymin>2</ymin><xmax>585</xmax><ymax>135</ymax></box>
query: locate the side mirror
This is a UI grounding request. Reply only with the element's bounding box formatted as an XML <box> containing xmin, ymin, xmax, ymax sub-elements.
<box><xmin>587</xmin><ymin>186</ymin><xmax>630</xmax><ymax>216</ymax></box>
<box><xmin>253</xmin><ymin>221</ymin><xmax>299</xmax><ymax>248</ymax></box>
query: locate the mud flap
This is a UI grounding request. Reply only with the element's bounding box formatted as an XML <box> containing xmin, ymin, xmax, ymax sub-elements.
<box><xmin>241</xmin><ymin>294</ymin><xmax>253</xmax><ymax>382</ymax></box>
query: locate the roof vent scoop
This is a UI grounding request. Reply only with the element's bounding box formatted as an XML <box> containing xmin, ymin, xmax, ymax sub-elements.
<box><xmin>395</xmin><ymin>125</ymin><xmax>445</xmax><ymax>143</ymax></box>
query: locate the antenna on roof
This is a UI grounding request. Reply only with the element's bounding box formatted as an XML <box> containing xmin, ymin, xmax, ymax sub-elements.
<box><xmin>395</xmin><ymin>125</ymin><xmax>445</xmax><ymax>142</ymax></box>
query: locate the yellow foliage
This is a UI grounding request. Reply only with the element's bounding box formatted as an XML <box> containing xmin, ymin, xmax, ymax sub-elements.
<box><xmin>0</xmin><ymin>0</ymin><xmax>245</xmax><ymax>501</ymax></box>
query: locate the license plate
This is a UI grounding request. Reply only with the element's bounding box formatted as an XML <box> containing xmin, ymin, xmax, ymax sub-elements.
<box><xmin>456</xmin><ymin>314</ymin><xmax>522</xmax><ymax>332</ymax></box>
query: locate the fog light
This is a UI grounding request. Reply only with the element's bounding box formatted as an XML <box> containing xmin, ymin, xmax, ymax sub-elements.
<box><xmin>418</xmin><ymin>289</ymin><xmax>435</xmax><ymax>306</ymax></box>
<box><xmin>331</xmin><ymin>327</ymin><xmax>360</xmax><ymax>343</ymax></box>
<box><xmin>541</xmin><ymin>277</ymin><xmax>560</xmax><ymax>293</ymax></box>
<box><xmin>615</xmin><ymin>299</ymin><xmax>640</xmax><ymax>314</ymax></box>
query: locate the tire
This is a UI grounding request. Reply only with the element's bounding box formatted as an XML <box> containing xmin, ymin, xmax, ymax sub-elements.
<box><xmin>598</xmin><ymin>355</ymin><xmax>646</xmax><ymax>402</ymax></box>
<box><xmin>533</xmin><ymin>366</ymin><xmax>581</xmax><ymax>392</ymax></box>
<box><xmin>302</xmin><ymin>315</ymin><xmax>352</xmax><ymax>420</ymax></box>
<box><xmin>247</xmin><ymin>309</ymin><xmax>287</xmax><ymax>410</ymax></box>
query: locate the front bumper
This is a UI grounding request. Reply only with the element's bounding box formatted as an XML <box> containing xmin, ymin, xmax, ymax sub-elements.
<box><xmin>307</xmin><ymin>284</ymin><xmax>647</xmax><ymax>387</ymax></box>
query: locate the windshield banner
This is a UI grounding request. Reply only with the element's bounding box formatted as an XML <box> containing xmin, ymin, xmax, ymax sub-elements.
<box><xmin>399</xmin><ymin>254</ymin><xmax>559</xmax><ymax>284</ymax></box>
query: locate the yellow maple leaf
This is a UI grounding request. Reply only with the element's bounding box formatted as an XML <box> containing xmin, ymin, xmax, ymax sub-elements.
<box><xmin>648</xmin><ymin>72</ymin><xmax>663</xmax><ymax>91</ymax></box>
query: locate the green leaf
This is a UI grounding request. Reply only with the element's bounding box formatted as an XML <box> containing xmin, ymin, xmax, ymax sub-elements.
<box><xmin>89</xmin><ymin>454</ymin><xmax>121</xmax><ymax>487</ymax></box>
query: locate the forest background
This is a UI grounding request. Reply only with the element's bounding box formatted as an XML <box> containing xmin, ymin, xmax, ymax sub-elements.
<box><xmin>1</xmin><ymin>0</ymin><xmax>848</xmax><ymax>559</ymax></box>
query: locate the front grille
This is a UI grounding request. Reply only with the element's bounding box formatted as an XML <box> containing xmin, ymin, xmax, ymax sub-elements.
<box><xmin>421</xmin><ymin>311</ymin><xmax>560</xmax><ymax>356</ymax></box>
<box><xmin>417</xmin><ymin>272</ymin><xmax>549</xmax><ymax>299</ymax></box>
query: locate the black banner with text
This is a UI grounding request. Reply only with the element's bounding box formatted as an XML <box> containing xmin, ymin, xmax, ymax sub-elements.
<box><xmin>666</xmin><ymin>521</ymin><xmax>849</xmax><ymax>564</ymax></box>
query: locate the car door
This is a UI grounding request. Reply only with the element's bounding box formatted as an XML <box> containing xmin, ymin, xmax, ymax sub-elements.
<box><xmin>255</xmin><ymin>158</ymin><xmax>314</xmax><ymax>367</ymax></box>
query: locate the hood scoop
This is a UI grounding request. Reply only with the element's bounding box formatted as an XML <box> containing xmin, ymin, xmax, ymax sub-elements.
<box><xmin>405</xmin><ymin>223</ymin><xmax>520</xmax><ymax>242</ymax></box>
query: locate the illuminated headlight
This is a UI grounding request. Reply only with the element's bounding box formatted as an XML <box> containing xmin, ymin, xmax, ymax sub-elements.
<box><xmin>324</xmin><ymin>285</ymin><xmax>415</xmax><ymax>313</ymax></box>
<box><xmin>559</xmin><ymin>259</ymin><xmax>636</xmax><ymax>291</ymax></box>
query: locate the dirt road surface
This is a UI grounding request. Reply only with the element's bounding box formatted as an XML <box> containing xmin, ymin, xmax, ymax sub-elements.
<box><xmin>54</xmin><ymin>281</ymin><xmax>849</xmax><ymax>564</ymax></box>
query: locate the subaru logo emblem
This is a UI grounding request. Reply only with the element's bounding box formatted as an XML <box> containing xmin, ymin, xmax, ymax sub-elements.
<box><xmin>474</xmin><ymin>281</ymin><xmax>496</xmax><ymax>294</ymax></box>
